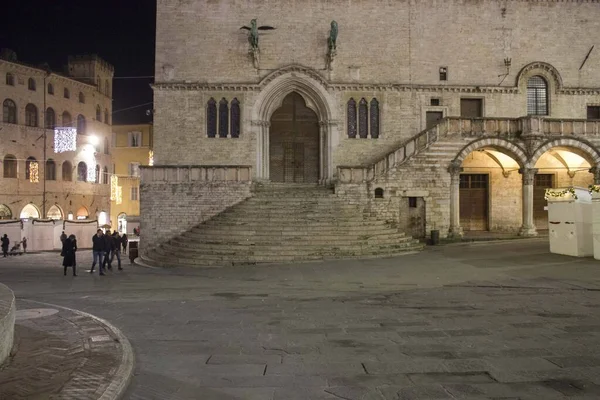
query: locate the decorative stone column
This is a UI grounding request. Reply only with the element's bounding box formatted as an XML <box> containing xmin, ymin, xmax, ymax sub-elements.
<box><xmin>589</xmin><ymin>166</ymin><xmax>600</xmax><ymax>185</ymax></box>
<box><xmin>319</xmin><ymin>121</ymin><xmax>327</xmax><ymax>185</ymax></box>
<box><xmin>519</xmin><ymin>167</ymin><xmax>538</xmax><ymax>237</ymax></box>
<box><xmin>448</xmin><ymin>161</ymin><xmax>463</xmax><ymax>237</ymax></box>
<box><xmin>318</xmin><ymin>119</ymin><xmax>337</xmax><ymax>185</ymax></box>
<box><xmin>252</xmin><ymin>120</ymin><xmax>270</xmax><ymax>180</ymax></box>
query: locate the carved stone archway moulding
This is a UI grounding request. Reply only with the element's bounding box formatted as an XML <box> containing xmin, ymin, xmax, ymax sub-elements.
<box><xmin>452</xmin><ymin>137</ymin><xmax>529</xmax><ymax>168</ymax></box>
<box><xmin>250</xmin><ymin>68</ymin><xmax>340</xmax><ymax>184</ymax></box>
<box><xmin>152</xmin><ymin>63</ymin><xmax>600</xmax><ymax>95</ymax></box>
<box><xmin>516</xmin><ymin>61</ymin><xmax>564</xmax><ymax>94</ymax></box>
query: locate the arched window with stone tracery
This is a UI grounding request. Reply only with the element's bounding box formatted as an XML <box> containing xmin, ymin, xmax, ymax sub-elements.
<box><xmin>218</xmin><ymin>98</ymin><xmax>229</xmax><ymax>138</ymax></box>
<box><xmin>358</xmin><ymin>98</ymin><xmax>368</xmax><ymax>138</ymax></box>
<box><xmin>370</xmin><ymin>98</ymin><xmax>380</xmax><ymax>139</ymax></box>
<box><xmin>527</xmin><ymin>75</ymin><xmax>548</xmax><ymax>116</ymax></box>
<box><xmin>347</xmin><ymin>98</ymin><xmax>357</xmax><ymax>138</ymax></box>
<box><xmin>206</xmin><ymin>98</ymin><xmax>217</xmax><ymax>138</ymax></box>
<box><xmin>230</xmin><ymin>98</ymin><xmax>240</xmax><ymax>138</ymax></box>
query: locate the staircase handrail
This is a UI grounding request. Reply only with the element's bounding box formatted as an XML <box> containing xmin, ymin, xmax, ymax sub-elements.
<box><xmin>336</xmin><ymin>118</ymin><xmax>451</xmax><ymax>183</ymax></box>
<box><xmin>336</xmin><ymin>116</ymin><xmax>538</xmax><ymax>183</ymax></box>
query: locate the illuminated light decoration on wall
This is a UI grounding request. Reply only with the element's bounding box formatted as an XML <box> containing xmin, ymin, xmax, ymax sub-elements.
<box><xmin>87</xmin><ymin>164</ymin><xmax>96</xmax><ymax>182</ymax></box>
<box><xmin>110</xmin><ymin>175</ymin><xmax>118</xmax><ymax>201</ymax></box>
<box><xmin>116</xmin><ymin>186</ymin><xmax>123</xmax><ymax>205</ymax></box>
<box><xmin>149</xmin><ymin>150</ymin><xmax>154</xmax><ymax>166</ymax></box>
<box><xmin>29</xmin><ymin>162</ymin><xmax>39</xmax><ymax>183</ymax></box>
<box><xmin>54</xmin><ymin>127</ymin><xmax>77</xmax><ymax>153</ymax></box>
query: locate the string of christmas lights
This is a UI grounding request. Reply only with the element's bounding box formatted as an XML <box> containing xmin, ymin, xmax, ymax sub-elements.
<box><xmin>53</xmin><ymin>127</ymin><xmax>77</xmax><ymax>153</ymax></box>
<box><xmin>116</xmin><ymin>186</ymin><xmax>123</xmax><ymax>205</ymax></box>
<box><xmin>29</xmin><ymin>162</ymin><xmax>39</xmax><ymax>183</ymax></box>
<box><xmin>110</xmin><ymin>175</ymin><xmax>118</xmax><ymax>201</ymax></box>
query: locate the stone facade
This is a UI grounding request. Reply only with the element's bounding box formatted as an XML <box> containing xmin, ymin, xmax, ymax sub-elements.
<box><xmin>110</xmin><ymin>123</ymin><xmax>153</xmax><ymax>234</ymax></box>
<box><xmin>146</xmin><ymin>0</ymin><xmax>600</xmax><ymax>250</ymax></box>
<box><xmin>0</xmin><ymin>54</ymin><xmax>113</xmax><ymax>222</ymax></box>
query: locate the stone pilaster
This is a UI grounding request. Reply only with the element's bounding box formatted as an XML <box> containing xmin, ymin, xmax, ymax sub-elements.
<box><xmin>518</xmin><ymin>167</ymin><xmax>538</xmax><ymax>237</ymax></box>
<box><xmin>252</xmin><ymin>120</ymin><xmax>270</xmax><ymax>180</ymax></box>
<box><xmin>448</xmin><ymin>161</ymin><xmax>463</xmax><ymax>238</ymax></box>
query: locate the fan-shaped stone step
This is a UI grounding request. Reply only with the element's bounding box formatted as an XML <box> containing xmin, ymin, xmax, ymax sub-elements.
<box><xmin>144</xmin><ymin>183</ymin><xmax>423</xmax><ymax>267</ymax></box>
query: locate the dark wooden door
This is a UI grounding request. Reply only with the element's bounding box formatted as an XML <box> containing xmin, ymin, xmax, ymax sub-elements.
<box><xmin>270</xmin><ymin>93</ymin><xmax>319</xmax><ymax>183</ymax></box>
<box><xmin>459</xmin><ymin>174</ymin><xmax>489</xmax><ymax>231</ymax></box>
<box><xmin>460</xmin><ymin>99</ymin><xmax>483</xmax><ymax>118</ymax></box>
<box><xmin>534</xmin><ymin>174</ymin><xmax>554</xmax><ymax>230</ymax></box>
<box><xmin>282</xmin><ymin>143</ymin><xmax>306</xmax><ymax>183</ymax></box>
<box><xmin>426</xmin><ymin>111</ymin><xmax>443</xmax><ymax>129</ymax></box>
<box><xmin>407</xmin><ymin>197</ymin><xmax>426</xmax><ymax>238</ymax></box>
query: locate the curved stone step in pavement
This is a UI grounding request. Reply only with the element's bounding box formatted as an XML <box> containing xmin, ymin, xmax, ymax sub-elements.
<box><xmin>0</xmin><ymin>299</ymin><xmax>134</xmax><ymax>400</ymax></box>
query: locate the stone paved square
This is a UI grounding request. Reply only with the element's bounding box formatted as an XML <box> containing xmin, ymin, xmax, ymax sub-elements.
<box><xmin>1</xmin><ymin>238</ymin><xmax>600</xmax><ymax>399</ymax></box>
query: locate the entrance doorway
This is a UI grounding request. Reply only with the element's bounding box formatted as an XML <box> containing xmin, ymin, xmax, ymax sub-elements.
<box><xmin>269</xmin><ymin>92</ymin><xmax>319</xmax><ymax>183</ymax></box>
<box><xmin>407</xmin><ymin>197</ymin><xmax>426</xmax><ymax>238</ymax></box>
<box><xmin>459</xmin><ymin>174</ymin><xmax>489</xmax><ymax>231</ymax></box>
<box><xmin>533</xmin><ymin>174</ymin><xmax>554</xmax><ymax>230</ymax></box>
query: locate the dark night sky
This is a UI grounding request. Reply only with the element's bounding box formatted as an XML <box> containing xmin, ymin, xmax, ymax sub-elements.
<box><xmin>0</xmin><ymin>0</ymin><xmax>156</xmax><ymax>125</ymax></box>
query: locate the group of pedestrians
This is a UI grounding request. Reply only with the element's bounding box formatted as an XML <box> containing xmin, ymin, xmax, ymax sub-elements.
<box><xmin>60</xmin><ymin>229</ymin><xmax>128</xmax><ymax>277</ymax></box>
<box><xmin>90</xmin><ymin>229</ymin><xmax>127</xmax><ymax>276</ymax></box>
<box><xmin>1</xmin><ymin>234</ymin><xmax>27</xmax><ymax>257</ymax></box>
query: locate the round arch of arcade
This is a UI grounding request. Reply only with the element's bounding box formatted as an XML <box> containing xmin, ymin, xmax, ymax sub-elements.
<box><xmin>453</xmin><ymin>138</ymin><xmax>528</xmax><ymax>167</ymax></box>
<box><xmin>450</xmin><ymin>138</ymin><xmax>529</xmax><ymax>235</ymax></box>
<box><xmin>529</xmin><ymin>138</ymin><xmax>600</xmax><ymax>168</ymax></box>
<box><xmin>251</xmin><ymin>66</ymin><xmax>339</xmax><ymax>184</ymax></box>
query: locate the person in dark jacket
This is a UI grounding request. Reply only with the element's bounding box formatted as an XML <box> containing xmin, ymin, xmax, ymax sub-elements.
<box><xmin>60</xmin><ymin>231</ymin><xmax>67</xmax><ymax>244</ymax></box>
<box><xmin>1</xmin><ymin>234</ymin><xmax>8</xmax><ymax>257</ymax></box>
<box><xmin>62</xmin><ymin>235</ymin><xmax>77</xmax><ymax>276</ymax></box>
<box><xmin>110</xmin><ymin>231</ymin><xmax>123</xmax><ymax>270</ymax></box>
<box><xmin>22</xmin><ymin>237</ymin><xmax>27</xmax><ymax>253</ymax></box>
<box><xmin>102</xmin><ymin>230</ymin><xmax>116</xmax><ymax>270</ymax></box>
<box><xmin>121</xmin><ymin>233</ymin><xmax>128</xmax><ymax>254</ymax></box>
<box><xmin>91</xmin><ymin>229</ymin><xmax>106</xmax><ymax>275</ymax></box>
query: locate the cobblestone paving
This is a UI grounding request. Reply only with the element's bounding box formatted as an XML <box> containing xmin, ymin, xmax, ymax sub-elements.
<box><xmin>1</xmin><ymin>239</ymin><xmax>600</xmax><ymax>399</ymax></box>
<box><xmin>0</xmin><ymin>299</ymin><xmax>132</xmax><ymax>400</ymax></box>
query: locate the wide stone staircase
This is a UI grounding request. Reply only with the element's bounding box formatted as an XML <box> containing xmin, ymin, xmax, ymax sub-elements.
<box><xmin>146</xmin><ymin>183</ymin><xmax>423</xmax><ymax>267</ymax></box>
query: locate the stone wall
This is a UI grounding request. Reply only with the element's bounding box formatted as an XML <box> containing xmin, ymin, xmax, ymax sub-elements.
<box><xmin>139</xmin><ymin>166</ymin><xmax>253</xmax><ymax>256</ymax></box>
<box><xmin>156</xmin><ymin>0</ymin><xmax>600</xmax><ymax>86</ymax></box>
<box><xmin>0</xmin><ymin>283</ymin><xmax>15</xmax><ymax>366</ymax></box>
<box><xmin>153</xmin><ymin>0</ymin><xmax>600</xmax><ymax>176</ymax></box>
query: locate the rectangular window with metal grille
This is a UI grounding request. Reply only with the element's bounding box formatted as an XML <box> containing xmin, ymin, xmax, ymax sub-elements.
<box><xmin>534</xmin><ymin>174</ymin><xmax>554</xmax><ymax>188</ymax></box>
<box><xmin>527</xmin><ymin>76</ymin><xmax>548</xmax><ymax>116</ymax></box>
<box><xmin>460</xmin><ymin>174</ymin><xmax>488</xmax><ymax>189</ymax></box>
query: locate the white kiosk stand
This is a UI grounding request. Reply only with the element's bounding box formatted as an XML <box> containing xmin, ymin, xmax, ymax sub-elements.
<box><xmin>546</xmin><ymin>187</ymin><xmax>593</xmax><ymax>257</ymax></box>
<box><xmin>591</xmin><ymin>191</ymin><xmax>600</xmax><ymax>260</ymax></box>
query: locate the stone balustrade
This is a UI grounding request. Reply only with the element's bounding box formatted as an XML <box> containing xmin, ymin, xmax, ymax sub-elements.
<box><xmin>141</xmin><ymin>165</ymin><xmax>253</xmax><ymax>183</ymax></box>
<box><xmin>337</xmin><ymin>117</ymin><xmax>600</xmax><ymax>183</ymax></box>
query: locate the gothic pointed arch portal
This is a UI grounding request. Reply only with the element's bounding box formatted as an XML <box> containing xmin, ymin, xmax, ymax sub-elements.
<box><xmin>269</xmin><ymin>92</ymin><xmax>320</xmax><ymax>183</ymax></box>
<box><xmin>252</xmin><ymin>66</ymin><xmax>339</xmax><ymax>184</ymax></box>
